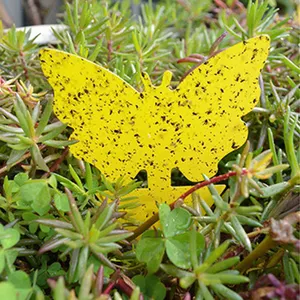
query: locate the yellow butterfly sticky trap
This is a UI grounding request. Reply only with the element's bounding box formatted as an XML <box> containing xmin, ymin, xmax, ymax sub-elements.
<box><xmin>40</xmin><ymin>35</ymin><xmax>270</xmax><ymax>222</ymax></box>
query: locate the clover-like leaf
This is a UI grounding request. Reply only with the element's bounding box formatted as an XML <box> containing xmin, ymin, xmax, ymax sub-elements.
<box><xmin>132</xmin><ymin>274</ymin><xmax>166</xmax><ymax>300</ymax></box>
<box><xmin>166</xmin><ymin>230</ymin><xmax>204</xmax><ymax>269</ymax></box>
<box><xmin>0</xmin><ymin>225</ymin><xmax>20</xmax><ymax>250</ymax></box>
<box><xmin>159</xmin><ymin>203</ymin><xmax>191</xmax><ymax>238</ymax></box>
<box><xmin>0</xmin><ymin>282</ymin><xmax>16</xmax><ymax>300</ymax></box>
<box><xmin>7</xmin><ymin>271</ymin><xmax>32</xmax><ymax>300</ymax></box>
<box><xmin>136</xmin><ymin>237</ymin><xmax>165</xmax><ymax>274</ymax></box>
<box><xmin>19</xmin><ymin>181</ymin><xmax>51</xmax><ymax>216</ymax></box>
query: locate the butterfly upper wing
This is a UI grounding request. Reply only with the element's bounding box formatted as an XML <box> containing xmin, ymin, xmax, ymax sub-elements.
<box><xmin>40</xmin><ymin>49</ymin><xmax>142</xmax><ymax>180</ymax></box>
<box><xmin>173</xmin><ymin>35</ymin><xmax>270</xmax><ymax>181</ymax></box>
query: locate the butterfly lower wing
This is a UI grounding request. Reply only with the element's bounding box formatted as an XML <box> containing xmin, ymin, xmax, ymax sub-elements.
<box><xmin>39</xmin><ymin>49</ymin><xmax>141</xmax><ymax>180</ymax></box>
<box><xmin>174</xmin><ymin>35</ymin><xmax>270</xmax><ymax>181</ymax></box>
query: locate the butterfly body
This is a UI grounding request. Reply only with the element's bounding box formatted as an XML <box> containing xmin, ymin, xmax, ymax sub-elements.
<box><xmin>40</xmin><ymin>35</ymin><xmax>270</xmax><ymax>221</ymax></box>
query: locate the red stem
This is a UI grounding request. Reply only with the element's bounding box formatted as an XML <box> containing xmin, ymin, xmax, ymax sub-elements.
<box><xmin>20</xmin><ymin>51</ymin><xmax>29</xmax><ymax>80</ymax></box>
<box><xmin>176</xmin><ymin>170</ymin><xmax>243</xmax><ymax>201</ymax></box>
<box><xmin>115</xmin><ymin>278</ymin><xmax>133</xmax><ymax>296</ymax></box>
<box><xmin>42</xmin><ymin>147</ymin><xmax>69</xmax><ymax>178</ymax></box>
<box><xmin>102</xmin><ymin>276</ymin><xmax>135</xmax><ymax>298</ymax></box>
<box><xmin>103</xmin><ymin>281</ymin><xmax>115</xmax><ymax>295</ymax></box>
<box><xmin>107</xmin><ymin>40</ymin><xmax>113</xmax><ymax>62</ymax></box>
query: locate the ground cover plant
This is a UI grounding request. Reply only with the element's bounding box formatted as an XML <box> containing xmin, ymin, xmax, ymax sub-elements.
<box><xmin>0</xmin><ymin>0</ymin><xmax>299</xmax><ymax>299</ymax></box>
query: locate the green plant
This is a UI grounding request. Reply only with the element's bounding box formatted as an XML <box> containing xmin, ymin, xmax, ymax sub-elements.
<box><xmin>0</xmin><ymin>0</ymin><xmax>299</xmax><ymax>299</ymax></box>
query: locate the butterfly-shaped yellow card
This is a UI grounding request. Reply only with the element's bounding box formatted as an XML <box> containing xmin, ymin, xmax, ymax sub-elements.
<box><xmin>40</xmin><ymin>35</ymin><xmax>270</xmax><ymax>221</ymax></box>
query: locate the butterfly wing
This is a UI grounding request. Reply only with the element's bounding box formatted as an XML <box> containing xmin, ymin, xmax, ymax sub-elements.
<box><xmin>39</xmin><ymin>49</ymin><xmax>142</xmax><ymax>180</ymax></box>
<box><xmin>174</xmin><ymin>35</ymin><xmax>270</xmax><ymax>181</ymax></box>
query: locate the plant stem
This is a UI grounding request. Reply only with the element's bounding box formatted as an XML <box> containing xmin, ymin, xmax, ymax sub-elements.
<box><xmin>42</xmin><ymin>147</ymin><xmax>69</xmax><ymax>178</ymax></box>
<box><xmin>115</xmin><ymin>278</ymin><xmax>134</xmax><ymax>297</ymax></box>
<box><xmin>103</xmin><ymin>281</ymin><xmax>115</xmax><ymax>294</ymax></box>
<box><xmin>179</xmin><ymin>170</ymin><xmax>247</xmax><ymax>200</ymax></box>
<box><xmin>235</xmin><ymin>235</ymin><xmax>276</xmax><ymax>273</ymax></box>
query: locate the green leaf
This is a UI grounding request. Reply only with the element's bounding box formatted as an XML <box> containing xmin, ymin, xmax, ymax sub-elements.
<box><xmin>53</xmin><ymin>277</ymin><xmax>66</xmax><ymax>300</ymax></box>
<box><xmin>7</xmin><ymin>149</ymin><xmax>27</xmax><ymax>166</ymax></box>
<box><xmin>31</xmin><ymin>144</ymin><xmax>49</xmax><ymax>172</ymax></box>
<box><xmin>101</xmin><ymin>175</ymin><xmax>115</xmax><ymax>193</ymax></box>
<box><xmin>54</xmin><ymin>193</ymin><xmax>70</xmax><ymax>212</ymax></box>
<box><xmin>69</xmin><ymin>164</ymin><xmax>84</xmax><ymax>190</ymax></box>
<box><xmin>0</xmin><ymin>282</ymin><xmax>16</xmax><ymax>300</ymax></box>
<box><xmin>76</xmin><ymin>246</ymin><xmax>89</xmax><ymax>280</ymax></box>
<box><xmin>94</xmin><ymin>202</ymin><xmax>116</xmax><ymax>231</ymax></box>
<box><xmin>283</xmin><ymin>251</ymin><xmax>294</xmax><ymax>284</ymax></box>
<box><xmin>132</xmin><ymin>274</ymin><xmax>166</xmax><ymax>300</ymax></box>
<box><xmin>132</xmin><ymin>275</ymin><xmax>146</xmax><ymax>294</ymax></box>
<box><xmin>78</xmin><ymin>264</ymin><xmax>94</xmax><ymax>300</ymax></box>
<box><xmin>166</xmin><ymin>231</ymin><xmax>204</xmax><ymax>269</ymax></box>
<box><xmin>131</xmin><ymin>287</ymin><xmax>141</xmax><ymax>300</ymax></box>
<box><xmin>203</xmin><ymin>273</ymin><xmax>249</xmax><ymax>285</ymax></box>
<box><xmin>235</xmin><ymin>215</ymin><xmax>262</xmax><ymax>228</ymax></box>
<box><xmin>14</xmin><ymin>173</ymin><xmax>29</xmax><ymax>186</ymax></box>
<box><xmin>179</xmin><ymin>275</ymin><xmax>196</xmax><ymax>289</ymax></box>
<box><xmin>159</xmin><ymin>203</ymin><xmax>170</xmax><ymax>234</ymax></box>
<box><xmin>4</xmin><ymin>177</ymin><xmax>19</xmax><ymax>196</ymax></box>
<box><xmin>14</xmin><ymin>95</ymin><xmax>31</xmax><ymax>137</ymax></box>
<box><xmin>55</xmin><ymin>228</ymin><xmax>82</xmax><ymax>240</ymax></box>
<box><xmin>160</xmin><ymin>264</ymin><xmax>193</xmax><ymax>278</ymax></box>
<box><xmin>35</xmin><ymin>98</ymin><xmax>53</xmax><ymax>136</ymax></box>
<box><xmin>97</xmin><ymin>231</ymin><xmax>132</xmax><ymax>244</ymax></box>
<box><xmin>48</xmin><ymin>174</ymin><xmax>57</xmax><ymax>188</ymax></box>
<box><xmin>279</xmin><ymin>54</ymin><xmax>300</xmax><ymax>74</ymax></box>
<box><xmin>196</xmin><ymin>240</ymin><xmax>231</xmax><ymax>274</ymax></box>
<box><xmin>160</xmin><ymin>205</ymin><xmax>191</xmax><ymax>238</ymax></box>
<box><xmin>136</xmin><ymin>237</ymin><xmax>165</xmax><ymax>274</ymax></box>
<box><xmin>231</xmin><ymin>215</ymin><xmax>252</xmax><ymax>252</ymax></box>
<box><xmin>19</xmin><ymin>181</ymin><xmax>51</xmax><ymax>216</ymax></box>
<box><xmin>0</xmin><ymin>226</ymin><xmax>20</xmax><ymax>249</ymax></box>
<box><xmin>84</xmin><ymin>162</ymin><xmax>93</xmax><ymax>190</ymax></box>
<box><xmin>22</xmin><ymin>212</ymin><xmax>38</xmax><ymax>233</ymax></box>
<box><xmin>54</xmin><ymin>174</ymin><xmax>85</xmax><ymax>195</ymax></box>
<box><xmin>284</xmin><ymin>107</ymin><xmax>299</xmax><ymax>178</ymax></box>
<box><xmin>290</xmin><ymin>258</ymin><xmax>300</xmax><ymax>284</ymax></box>
<box><xmin>116</xmin><ymin>181</ymin><xmax>141</xmax><ymax>197</ymax></box>
<box><xmin>205</xmin><ymin>176</ymin><xmax>229</xmax><ymax>211</ymax></box>
<box><xmin>0</xmin><ymin>250</ymin><xmax>5</xmax><ymax>273</ymax></box>
<box><xmin>207</xmin><ymin>257</ymin><xmax>240</xmax><ymax>274</ymax></box>
<box><xmin>198</xmin><ymin>281</ymin><xmax>214</xmax><ymax>300</ymax></box>
<box><xmin>8</xmin><ymin>271</ymin><xmax>32</xmax><ymax>300</ymax></box>
<box><xmin>35</xmin><ymin>218</ymin><xmax>73</xmax><ymax>230</ymax></box>
<box><xmin>39</xmin><ymin>123</ymin><xmax>69</xmax><ymax>143</ymax></box>
<box><xmin>88</xmin><ymin>39</ymin><xmax>103</xmax><ymax>61</ymax></box>
<box><xmin>211</xmin><ymin>283</ymin><xmax>243</xmax><ymax>300</ymax></box>
<box><xmin>87</xmin><ymin>255</ymin><xmax>114</xmax><ymax>277</ymax></box>
<box><xmin>251</xmin><ymin>182</ymin><xmax>289</xmax><ymax>198</ymax></box>
<box><xmin>48</xmin><ymin>262</ymin><xmax>65</xmax><ymax>277</ymax></box>
<box><xmin>68</xmin><ymin>249</ymin><xmax>80</xmax><ymax>283</ymax></box>
<box><xmin>4</xmin><ymin>249</ymin><xmax>18</xmax><ymax>271</ymax></box>
<box><xmin>140</xmin><ymin>229</ymin><xmax>163</xmax><ymax>239</ymax></box>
